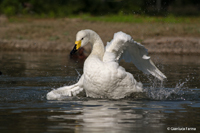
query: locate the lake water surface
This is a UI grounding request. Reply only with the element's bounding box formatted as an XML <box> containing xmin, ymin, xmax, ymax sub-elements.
<box><xmin>0</xmin><ymin>52</ymin><xmax>199</xmax><ymax>133</ymax></box>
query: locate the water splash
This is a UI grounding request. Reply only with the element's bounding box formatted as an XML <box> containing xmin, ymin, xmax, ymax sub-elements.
<box><xmin>142</xmin><ymin>57</ymin><xmax>197</xmax><ymax>101</ymax></box>
<box><xmin>144</xmin><ymin>76</ymin><xmax>191</xmax><ymax>100</ymax></box>
<box><xmin>75</xmin><ymin>69</ymin><xmax>82</xmax><ymax>82</ymax></box>
<box><xmin>60</xmin><ymin>69</ymin><xmax>82</xmax><ymax>87</ymax></box>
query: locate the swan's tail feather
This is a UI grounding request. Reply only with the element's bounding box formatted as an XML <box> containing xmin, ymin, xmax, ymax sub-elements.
<box><xmin>46</xmin><ymin>84</ymin><xmax>83</xmax><ymax>100</ymax></box>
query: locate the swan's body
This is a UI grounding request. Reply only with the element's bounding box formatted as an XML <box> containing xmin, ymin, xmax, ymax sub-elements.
<box><xmin>47</xmin><ymin>29</ymin><xmax>166</xmax><ymax>100</ymax></box>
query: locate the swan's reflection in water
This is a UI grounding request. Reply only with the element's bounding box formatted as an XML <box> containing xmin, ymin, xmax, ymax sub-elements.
<box><xmin>47</xmin><ymin>100</ymin><xmax>165</xmax><ymax>132</ymax></box>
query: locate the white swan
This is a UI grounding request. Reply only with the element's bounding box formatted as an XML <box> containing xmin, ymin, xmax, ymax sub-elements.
<box><xmin>47</xmin><ymin>29</ymin><xmax>166</xmax><ymax>100</ymax></box>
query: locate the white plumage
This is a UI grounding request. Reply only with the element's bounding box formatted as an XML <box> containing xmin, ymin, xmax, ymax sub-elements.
<box><xmin>47</xmin><ymin>29</ymin><xmax>166</xmax><ymax>100</ymax></box>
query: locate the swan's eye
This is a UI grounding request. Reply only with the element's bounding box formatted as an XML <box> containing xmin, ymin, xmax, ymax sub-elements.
<box><xmin>81</xmin><ymin>38</ymin><xmax>84</xmax><ymax>40</ymax></box>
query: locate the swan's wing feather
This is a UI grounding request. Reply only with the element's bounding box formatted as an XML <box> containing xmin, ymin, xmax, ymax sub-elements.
<box><xmin>104</xmin><ymin>31</ymin><xmax>167</xmax><ymax>81</ymax></box>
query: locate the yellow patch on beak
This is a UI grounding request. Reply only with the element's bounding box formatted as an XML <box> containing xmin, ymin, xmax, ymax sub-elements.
<box><xmin>75</xmin><ymin>40</ymin><xmax>81</xmax><ymax>50</ymax></box>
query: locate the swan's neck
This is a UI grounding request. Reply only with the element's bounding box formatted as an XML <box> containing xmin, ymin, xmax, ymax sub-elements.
<box><xmin>90</xmin><ymin>32</ymin><xmax>104</xmax><ymax>60</ymax></box>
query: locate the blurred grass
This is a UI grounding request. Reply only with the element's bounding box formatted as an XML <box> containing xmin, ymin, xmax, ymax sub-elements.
<box><xmin>78</xmin><ymin>14</ymin><xmax>200</xmax><ymax>23</ymax></box>
<box><xmin>7</xmin><ymin>14</ymin><xmax>200</xmax><ymax>24</ymax></box>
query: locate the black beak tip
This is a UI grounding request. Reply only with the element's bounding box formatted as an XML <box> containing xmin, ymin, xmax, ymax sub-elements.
<box><xmin>70</xmin><ymin>45</ymin><xmax>77</xmax><ymax>56</ymax></box>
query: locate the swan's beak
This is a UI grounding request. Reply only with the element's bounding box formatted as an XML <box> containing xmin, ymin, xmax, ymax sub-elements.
<box><xmin>75</xmin><ymin>40</ymin><xmax>82</xmax><ymax>50</ymax></box>
<box><xmin>70</xmin><ymin>40</ymin><xmax>82</xmax><ymax>56</ymax></box>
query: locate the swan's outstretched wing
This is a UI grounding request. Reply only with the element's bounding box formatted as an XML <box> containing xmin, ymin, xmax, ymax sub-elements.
<box><xmin>46</xmin><ymin>75</ymin><xmax>85</xmax><ymax>100</ymax></box>
<box><xmin>103</xmin><ymin>31</ymin><xmax>166</xmax><ymax>81</ymax></box>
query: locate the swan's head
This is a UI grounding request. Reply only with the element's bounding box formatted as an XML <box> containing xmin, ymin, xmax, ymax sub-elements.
<box><xmin>70</xmin><ymin>30</ymin><xmax>90</xmax><ymax>56</ymax></box>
